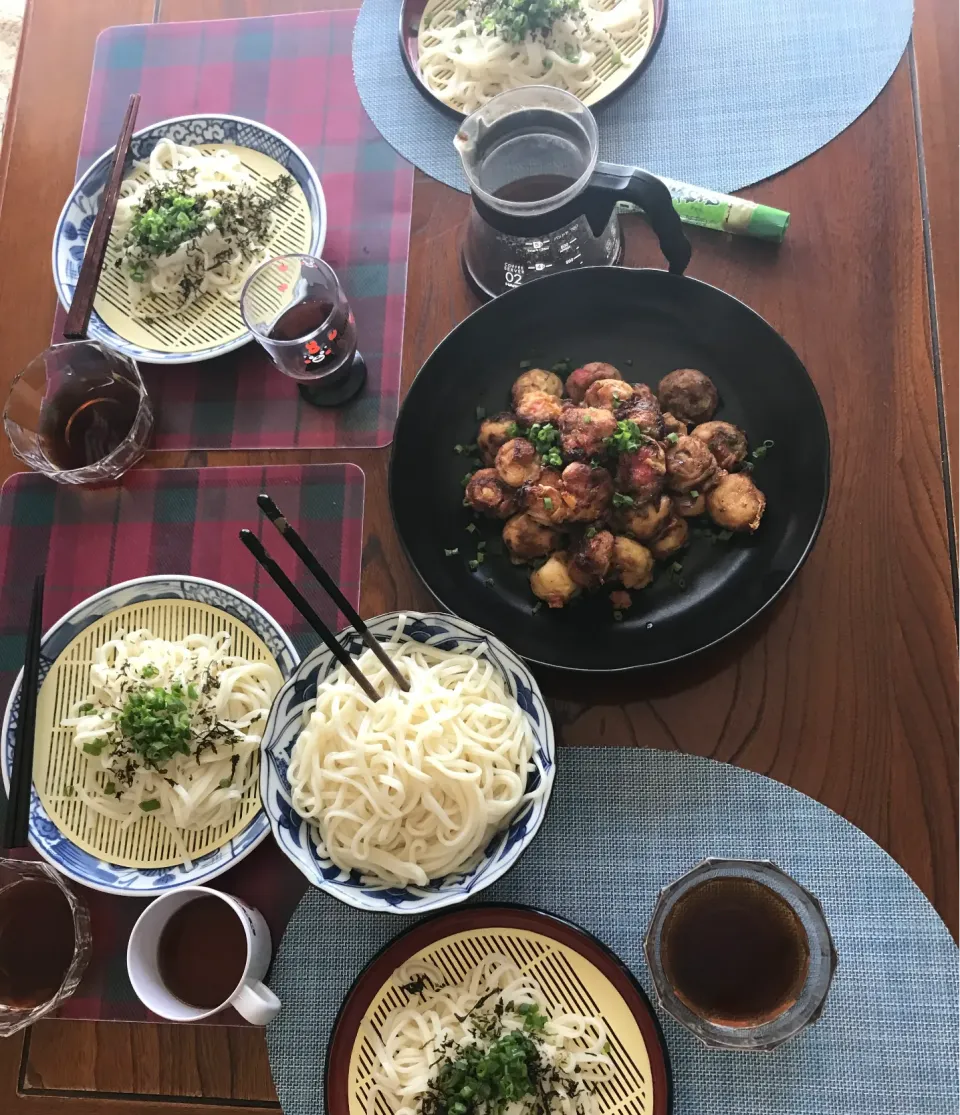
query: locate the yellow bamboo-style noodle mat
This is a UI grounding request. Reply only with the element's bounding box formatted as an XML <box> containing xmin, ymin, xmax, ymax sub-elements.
<box><xmin>417</xmin><ymin>0</ymin><xmax>656</xmax><ymax>112</ymax></box>
<box><xmin>33</xmin><ymin>599</ymin><xmax>281</xmax><ymax>869</ymax></box>
<box><xmin>93</xmin><ymin>144</ymin><xmax>314</xmax><ymax>355</ymax></box>
<box><xmin>348</xmin><ymin>928</ymin><xmax>657</xmax><ymax>1115</ymax></box>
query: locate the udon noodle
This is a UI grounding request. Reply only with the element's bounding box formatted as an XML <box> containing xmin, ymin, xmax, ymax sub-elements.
<box><xmin>287</xmin><ymin>624</ymin><xmax>538</xmax><ymax>887</ymax></box>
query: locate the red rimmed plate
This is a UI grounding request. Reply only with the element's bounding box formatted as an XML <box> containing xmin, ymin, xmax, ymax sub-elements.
<box><xmin>399</xmin><ymin>0</ymin><xmax>669</xmax><ymax>120</ymax></box>
<box><xmin>325</xmin><ymin>903</ymin><xmax>672</xmax><ymax>1115</ymax></box>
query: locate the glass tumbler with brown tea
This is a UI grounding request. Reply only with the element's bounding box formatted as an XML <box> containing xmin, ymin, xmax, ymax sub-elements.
<box><xmin>0</xmin><ymin>858</ymin><xmax>91</xmax><ymax>1036</ymax></box>
<box><xmin>644</xmin><ymin>858</ymin><xmax>838</xmax><ymax>1051</ymax></box>
<box><xmin>3</xmin><ymin>341</ymin><xmax>153</xmax><ymax>484</ymax></box>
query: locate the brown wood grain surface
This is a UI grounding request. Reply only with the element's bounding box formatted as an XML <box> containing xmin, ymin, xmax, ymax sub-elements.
<box><xmin>0</xmin><ymin>0</ymin><xmax>956</xmax><ymax>1109</ymax></box>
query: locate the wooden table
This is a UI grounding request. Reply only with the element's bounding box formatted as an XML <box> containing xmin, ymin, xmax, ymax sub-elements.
<box><xmin>0</xmin><ymin>0</ymin><xmax>955</xmax><ymax>1109</ymax></box>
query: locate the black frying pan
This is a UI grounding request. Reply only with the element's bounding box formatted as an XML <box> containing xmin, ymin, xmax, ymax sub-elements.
<box><xmin>390</xmin><ymin>266</ymin><xmax>830</xmax><ymax>671</ymax></box>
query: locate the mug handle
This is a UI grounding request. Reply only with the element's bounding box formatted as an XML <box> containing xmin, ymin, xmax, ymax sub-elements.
<box><xmin>585</xmin><ymin>162</ymin><xmax>692</xmax><ymax>275</ymax></box>
<box><xmin>231</xmin><ymin>980</ymin><xmax>281</xmax><ymax>1026</ymax></box>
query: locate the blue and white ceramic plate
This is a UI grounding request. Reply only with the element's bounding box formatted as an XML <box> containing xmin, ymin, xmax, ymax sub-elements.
<box><xmin>1</xmin><ymin>576</ymin><xmax>299</xmax><ymax>896</ymax></box>
<box><xmin>261</xmin><ymin>611</ymin><xmax>556</xmax><ymax>914</ymax></box>
<box><xmin>52</xmin><ymin>114</ymin><xmax>326</xmax><ymax>365</ymax></box>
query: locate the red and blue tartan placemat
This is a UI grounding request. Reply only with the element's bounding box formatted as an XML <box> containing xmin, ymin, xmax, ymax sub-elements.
<box><xmin>59</xmin><ymin>9</ymin><xmax>414</xmax><ymax>451</ymax></box>
<box><xmin>0</xmin><ymin>463</ymin><xmax>364</xmax><ymax>1022</ymax></box>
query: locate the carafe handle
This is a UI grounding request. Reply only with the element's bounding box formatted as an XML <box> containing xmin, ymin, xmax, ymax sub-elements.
<box><xmin>587</xmin><ymin>162</ymin><xmax>691</xmax><ymax>274</ymax></box>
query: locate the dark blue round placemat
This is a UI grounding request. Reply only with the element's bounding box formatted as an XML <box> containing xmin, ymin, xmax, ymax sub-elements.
<box><xmin>266</xmin><ymin>748</ymin><xmax>957</xmax><ymax>1114</ymax></box>
<box><xmin>353</xmin><ymin>0</ymin><xmax>914</xmax><ymax>195</ymax></box>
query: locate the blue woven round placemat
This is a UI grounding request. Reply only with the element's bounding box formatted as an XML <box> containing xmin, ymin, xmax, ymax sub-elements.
<box><xmin>353</xmin><ymin>0</ymin><xmax>914</xmax><ymax>195</ymax></box>
<box><xmin>265</xmin><ymin>748</ymin><xmax>958</xmax><ymax>1115</ymax></box>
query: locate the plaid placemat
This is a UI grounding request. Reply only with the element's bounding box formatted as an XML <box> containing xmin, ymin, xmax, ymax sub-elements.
<box><xmin>267</xmin><ymin>749</ymin><xmax>959</xmax><ymax>1115</ymax></box>
<box><xmin>58</xmin><ymin>10</ymin><xmax>414</xmax><ymax>450</ymax></box>
<box><xmin>0</xmin><ymin>463</ymin><xmax>365</xmax><ymax>1022</ymax></box>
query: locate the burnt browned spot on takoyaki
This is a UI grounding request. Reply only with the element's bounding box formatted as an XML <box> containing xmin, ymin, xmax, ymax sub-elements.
<box><xmin>495</xmin><ymin>437</ymin><xmax>541</xmax><ymax>488</ymax></box>
<box><xmin>464</xmin><ymin>468</ymin><xmax>518</xmax><ymax>519</ymax></box>
<box><xmin>664</xmin><ymin>435</ymin><xmax>718</xmax><ymax>495</ymax></box>
<box><xmin>558</xmin><ymin>406</ymin><xmax>617</xmax><ymax>461</ymax></box>
<box><xmin>565</xmin><ymin>361</ymin><xmax>622</xmax><ymax>404</ymax></box>
<box><xmin>568</xmin><ymin>529</ymin><xmax>615</xmax><ymax>589</ymax></box>
<box><xmin>560</xmin><ymin>462</ymin><xmax>614</xmax><ymax>522</ymax></box>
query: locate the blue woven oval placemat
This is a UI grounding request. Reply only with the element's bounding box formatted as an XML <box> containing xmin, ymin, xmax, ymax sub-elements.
<box><xmin>265</xmin><ymin>748</ymin><xmax>958</xmax><ymax>1115</ymax></box>
<box><xmin>353</xmin><ymin>0</ymin><xmax>914</xmax><ymax>195</ymax></box>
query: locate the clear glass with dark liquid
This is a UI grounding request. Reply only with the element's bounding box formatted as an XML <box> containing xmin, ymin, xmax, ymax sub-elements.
<box><xmin>240</xmin><ymin>254</ymin><xmax>366</xmax><ymax>406</ymax></box>
<box><xmin>0</xmin><ymin>859</ymin><xmax>91</xmax><ymax>1036</ymax></box>
<box><xmin>645</xmin><ymin>859</ymin><xmax>838</xmax><ymax>1051</ymax></box>
<box><xmin>3</xmin><ymin>341</ymin><xmax>153</xmax><ymax>484</ymax></box>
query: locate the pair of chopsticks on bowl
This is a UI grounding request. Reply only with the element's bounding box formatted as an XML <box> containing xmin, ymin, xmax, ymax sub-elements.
<box><xmin>63</xmin><ymin>93</ymin><xmax>140</xmax><ymax>341</ymax></box>
<box><xmin>240</xmin><ymin>495</ymin><xmax>409</xmax><ymax>702</ymax></box>
<box><xmin>1</xmin><ymin>574</ymin><xmax>45</xmax><ymax>851</ymax></box>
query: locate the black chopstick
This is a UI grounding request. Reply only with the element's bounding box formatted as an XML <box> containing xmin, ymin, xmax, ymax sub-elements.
<box><xmin>239</xmin><ymin>530</ymin><xmax>381</xmax><ymax>703</ymax></box>
<box><xmin>3</xmin><ymin>574</ymin><xmax>45</xmax><ymax>850</ymax></box>
<box><xmin>64</xmin><ymin>93</ymin><xmax>140</xmax><ymax>341</ymax></box>
<box><xmin>257</xmin><ymin>493</ymin><xmax>410</xmax><ymax>693</ymax></box>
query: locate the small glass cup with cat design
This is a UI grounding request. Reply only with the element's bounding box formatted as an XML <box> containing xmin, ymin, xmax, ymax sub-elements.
<box><xmin>240</xmin><ymin>254</ymin><xmax>366</xmax><ymax>406</ymax></box>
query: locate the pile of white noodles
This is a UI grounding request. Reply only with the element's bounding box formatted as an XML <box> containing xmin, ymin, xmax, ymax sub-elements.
<box><xmin>112</xmin><ymin>138</ymin><xmax>278</xmax><ymax>318</ymax></box>
<box><xmin>287</xmin><ymin>626</ymin><xmax>538</xmax><ymax>887</ymax></box>
<box><xmin>417</xmin><ymin>0</ymin><xmax>651</xmax><ymax>113</ymax></box>
<box><xmin>62</xmin><ymin>629</ymin><xmax>281</xmax><ymax>860</ymax></box>
<box><xmin>371</xmin><ymin>953</ymin><xmax>614</xmax><ymax>1115</ymax></box>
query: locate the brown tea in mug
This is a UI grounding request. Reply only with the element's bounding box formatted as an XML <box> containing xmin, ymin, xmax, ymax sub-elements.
<box><xmin>158</xmin><ymin>896</ymin><xmax>248</xmax><ymax>1010</ymax></box>
<box><xmin>0</xmin><ymin>879</ymin><xmax>76</xmax><ymax>1007</ymax></box>
<box><xmin>38</xmin><ymin>374</ymin><xmax>141</xmax><ymax>471</ymax></box>
<box><xmin>660</xmin><ymin>876</ymin><xmax>810</xmax><ymax>1026</ymax></box>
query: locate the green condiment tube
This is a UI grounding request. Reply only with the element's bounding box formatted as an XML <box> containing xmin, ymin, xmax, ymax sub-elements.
<box><xmin>617</xmin><ymin>175</ymin><xmax>790</xmax><ymax>243</ymax></box>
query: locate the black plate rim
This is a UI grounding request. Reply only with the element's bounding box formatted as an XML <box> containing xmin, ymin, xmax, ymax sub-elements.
<box><xmin>322</xmin><ymin>901</ymin><xmax>674</xmax><ymax>1115</ymax></box>
<box><xmin>396</xmin><ymin>0</ymin><xmax>670</xmax><ymax>123</ymax></box>
<box><xmin>389</xmin><ymin>266</ymin><xmax>831</xmax><ymax>673</ymax></box>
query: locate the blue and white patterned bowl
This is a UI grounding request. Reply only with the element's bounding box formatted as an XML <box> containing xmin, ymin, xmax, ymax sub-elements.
<box><xmin>52</xmin><ymin>114</ymin><xmax>326</xmax><ymax>365</ymax></box>
<box><xmin>1</xmin><ymin>576</ymin><xmax>299</xmax><ymax>896</ymax></box>
<box><xmin>261</xmin><ymin>611</ymin><xmax>556</xmax><ymax>915</ymax></box>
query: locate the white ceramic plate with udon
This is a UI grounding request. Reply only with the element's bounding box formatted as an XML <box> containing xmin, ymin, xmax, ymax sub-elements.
<box><xmin>1</xmin><ymin>576</ymin><xmax>299</xmax><ymax>896</ymax></box>
<box><xmin>52</xmin><ymin>115</ymin><xmax>326</xmax><ymax>365</ymax></box>
<box><xmin>260</xmin><ymin>611</ymin><xmax>556</xmax><ymax>914</ymax></box>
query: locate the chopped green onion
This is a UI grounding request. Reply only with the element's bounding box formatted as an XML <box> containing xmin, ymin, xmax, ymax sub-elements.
<box><xmin>444</xmin><ymin>547</ymin><xmax>459</xmax><ymax>557</ymax></box>
<box><xmin>218</xmin><ymin>778</ymin><xmax>232</xmax><ymax>789</ymax></box>
<box><xmin>104</xmin><ymin>781</ymin><xmax>116</xmax><ymax>796</ymax></box>
<box><xmin>461</xmin><ymin>472</ymin><xmax>474</xmax><ymax>487</ymax></box>
<box><xmin>518</xmin><ymin>359</ymin><xmax>532</xmax><ymax>369</ymax></box>
<box><xmin>531</xmin><ymin>601</ymin><xmax>543</xmax><ymax>613</ymax></box>
<box><xmin>688</xmin><ymin>490</ymin><xmax>699</xmax><ymax>499</ymax></box>
<box><xmin>466</xmin><ymin>523</ymin><xmax>477</xmax><ymax>533</ymax></box>
<box><xmin>141</xmin><ymin>664</ymin><xmax>159</xmax><ymax>679</ymax></box>
<box><xmin>477</xmin><ymin>540</ymin><xmax>486</xmax><ymax>550</ymax></box>
<box><xmin>585</xmin><ymin>526</ymin><xmax>597</xmax><ymax>538</ymax></box>
<box><xmin>671</xmin><ymin>562</ymin><xmax>683</xmax><ymax>572</ymax></box>
<box><xmin>82</xmin><ymin>739</ymin><xmax>108</xmax><ymax>756</ymax></box>
<box><xmin>63</xmin><ymin>784</ymin><xmax>75</xmax><ymax>797</ymax></box>
<box><xmin>475</xmin><ymin>406</ymin><xmax>486</xmax><ymax>420</ymax></box>
<box><xmin>612</xmin><ymin>492</ymin><xmax>634</xmax><ymax>508</ymax></box>
<box><xmin>468</xmin><ymin>559</ymin><xmax>479</xmax><ymax>571</ymax></box>
<box><xmin>666</xmin><ymin>432</ymin><xmax>679</xmax><ymax>445</ymax></box>
<box><xmin>717</xmin><ymin>529</ymin><xmax>734</xmax><ymax>541</ymax></box>
<box><xmin>542</xmin><ymin>496</ymin><xmax>554</xmax><ymax>510</ymax></box>
<box><xmin>613</xmin><ymin>610</ymin><xmax>624</xmax><ymax>621</ymax></box>
<box><xmin>139</xmin><ymin>799</ymin><xmax>161</xmax><ymax>812</ymax></box>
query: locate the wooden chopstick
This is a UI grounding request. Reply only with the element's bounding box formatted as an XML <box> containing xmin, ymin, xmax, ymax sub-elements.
<box><xmin>257</xmin><ymin>493</ymin><xmax>410</xmax><ymax>693</ymax></box>
<box><xmin>63</xmin><ymin>93</ymin><xmax>141</xmax><ymax>341</ymax></box>
<box><xmin>2</xmin><ymin>573</ymin><xmax>45</xmax><ymax>851</ymax></box>
<box><xmin>238</xmin><ymin>530</ymin><xmax>381</xmax><ymax>703</ymax></box>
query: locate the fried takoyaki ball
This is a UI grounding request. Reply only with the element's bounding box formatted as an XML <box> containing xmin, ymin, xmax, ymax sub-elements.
<box><xmin>495</xmin><ymin>437</ymin><xmax>541</xmax><ymax>488</ymax></box>
<box><xmin>515</xmin><ymin>389</ymin><xmax>563</xmax><ymax>427</ymax></box>
<box><xmin>464</xmin><ymin>468</ymin><xmax>518</xmax><ymax>519</ymax></box>
<box><xmin>706</xmin><ymin>471</ymin><xmax>766</xmax><ymax>532</ymax></box>
<box><xmin>691</xmin><ymin>421</ymin><xmax>748</xmax><ymax>471</ymax></box>
<box><xmin>558</xmin><ymin>406</ymin><xmax>617</xmax><ymax>460</ymax></box>
<box><xmin>521</xmin><ymin>468</ymin><xmax>569</xmax><ymax>527</ymax></box>
<box><xmin>502</xmin><ymin>513</ymin><xmax>561</xmax><ymax>565</ymax></box>
<box><xmin>673</xmin><ymin>491</ymin><xmax>707</xmax><ymax>518</ymax></box>
<box><xmin>583</xmin><ymin>379</ymin><xmax>635</xmax><ymax>411</ymax></box>
<box><xmin>616</xmin><ymin>441</ymin><xmax>667</xmax><ymax>502</ymax></box>
<box><xmin>478</xmin><ymin>411</ymin><xmax>518</xmax><ymax>465</ymax></box>
<box><xmin>531</xmin><ymin>552</ymin><xmax>579</xmax><ymax>608</ymax></box>
<box><xmin>649</xmin><ymin>515</ymin><xmax>690</xmax><ymax>560</ymax></box>
<box><xmin>568</xmin><ymin>529</ymin><xmax>615</xmax><ymax>589</ymax></box>
<box><xmin>511</xmin><ymin>369</ymin><xmax>564</xmax><ymax>409</ymax></box>
<box><xmin>618</xmin><ymin>494</ymin><xmax>672</xmax><ymax>541</ymax></box>
<box><xmin>657</xmin><ymin>368</ymin><xmax>719</xmax><ymax>425</ymax></box>
<box><xmin>618</xmin><ymin>384</ymin><xmax>664</xmax><ymax>440</ymax></box>
<box><xmin>561</xmin><ymin>462</ymin><xmax>614</xmax><ymax>523</ymax></box>
<box><xmin>565</xmin><ymin>361</ymin><xmax>622</xmax><ymax>403</ymax></box>
<box><xmin>664</xmin><ymin>435</ymin><xmax>718</xmax><ymax>495</ymax></box>
<box><xmin>662</xmin><ymin>412</ymin><xmax>688</xmax><ymax>438</ymax></box>
<box><xmin>611</xmin><ymin>536</ymin><xmax>655</xmax><ymax>590</ymax></box>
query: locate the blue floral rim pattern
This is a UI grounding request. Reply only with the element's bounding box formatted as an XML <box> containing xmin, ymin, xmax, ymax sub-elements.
<box><xmin>261</xmin><ymin>611</ymin><xmax>556</xmax><ymax>914</ymax></box>
<box><xmin>52</xmin><ymin>115</ymin><xmax>326</xmax><ymax>365</ymax></box>
<box><xmin>1</xmin><ymin>576</ymin><xmax>299</xmax><ymax>896</ymax></box>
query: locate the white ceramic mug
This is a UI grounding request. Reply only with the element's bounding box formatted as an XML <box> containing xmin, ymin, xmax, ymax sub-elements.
<box><xmin>127</xmin><ymin>886</ymin><xmax>281</xmax><ymax>1025</ymax></box>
